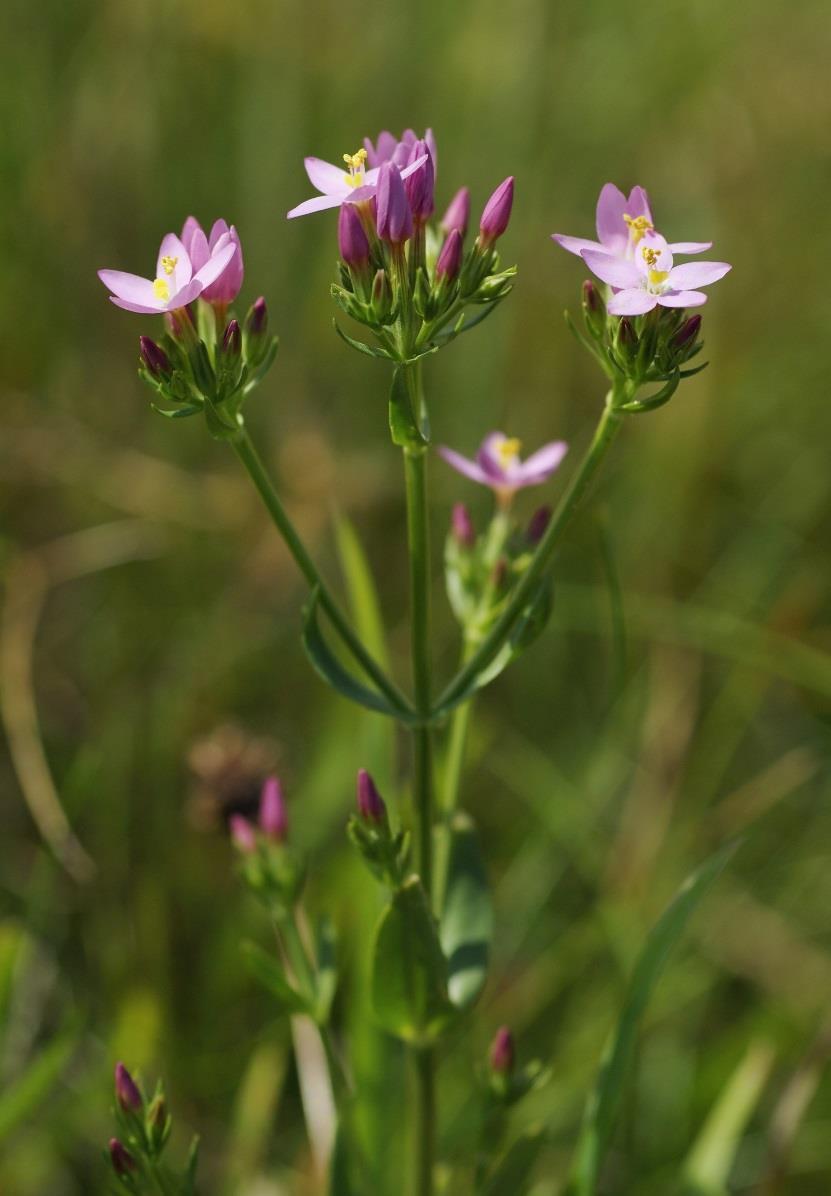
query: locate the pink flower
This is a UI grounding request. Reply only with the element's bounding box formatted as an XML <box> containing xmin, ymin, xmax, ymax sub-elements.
<box><xmin>364</xmin><ymin>127</ymin><xmax>437</xmax><ymax>173</ymax></box>
<box><xmin>439</xmin><ymin>432</ymin><xmax>568</xmax><ymax>502</ymax></box>
<box><xmin>180</xmin><ymin>216</ymin><xmax>244</xmax><ymax>304</ymax></box>
<box><xmin>286</xmin><ymin>146</ymin><xmax>427</xmax><ymax>219</ymax></box>
<box><xmin>582</xmin><ymin>230</ymin><xmax>731</xmax><ymax>315</ymax></box>
<box><xmin>98</xmin><ymin>231</ymin><xmax>236</xmax><ymax>314</ymax></box>
<box><xmin>552</xmin><ymin>182</ymin><xmax>712</xmax><ymax>263</ymax></box>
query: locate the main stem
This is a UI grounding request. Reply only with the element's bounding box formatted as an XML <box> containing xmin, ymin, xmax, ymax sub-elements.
<box><xmin>230</xmin><ymin>423</ymin><xmax>413</xmax><ymax>718</ymax></box>
<box><xmin>401</xmin><ymin>363</ymin><xmax>436</xmax><ymax>1196</ymax></box>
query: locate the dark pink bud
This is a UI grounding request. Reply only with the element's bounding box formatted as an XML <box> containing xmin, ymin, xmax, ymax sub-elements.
<box><xmin>338</xmin><ymin>202</ymin><xmax>371</xmax><ymax>270</ymax></box>
<box><xmin>109</xmin><ymin>1138</ymin><xmax>137</xmax><ymax>1177</ymax></box>
<box><xmin>221</xmin><ymin>318</ymin><xmax>242</xmax><ymax>359</ymax></box>
<box><xmin>526</xmin><ymin>506</ymin><xmax>551</xmax><ymax>545</ymax></box>
<box><xmin>376</xmin><ymin>162</ymin><xmax>413</xmax><ymax>245</ymax></box>
<box><xmin>404</xmin><ymin>140</ymin><xmax>435</xmax><ymax>222</ymax></box>
<box><xmin>249</xmin><ymin>296</ymin><xmax>268</xmax><ymax>335</ymax></box>
<box><xmin>356</xmin><ymin>769</ymin><xmax>386</xmax><ymax>823</ymax></box>
<box><xmin>114</xmin><ymin>1062</ymin><xmax>142</xmax><ymax>1112</ymax></box>
<box><xmin>139</xmin><ymin>336</ymin><xmax>172</xmax><ymax>380</ymax></box>
<box><xmin>489</xmin><ymin>1025</ymin><xmax>515</xmax><ymax>1074</ymax></box>
<box><xmin>435</xmin><ymin>229</ymin><xmax>463</xmax><ymax>283</ymax></box>
<box><xmin>451</xmin><ymin>502</ymin><xmax>475</xmax><ymax>547</ymax></box>
<box><xmin>441</xmin><ymin>187</ymin><xmax>470</xmax><ymax>238</ymax></box>
<box><xmin>670</xmin><ymin>314</ymin><xmax>702</xmax><ymax>352</ymax></box>
<box><xmin>229</xmin><ymin>814</ymin><xmax>256</xmax><ymax>853</ymax></box>
<box><xmin>479</xmin><ymin>177</ymin><xmax>514</xmax><ymax>245</ymax></box>
<box><xmin>259</xmin><ymin>775</ymin><xmax>288</xmax><ymax>841</ymax></box>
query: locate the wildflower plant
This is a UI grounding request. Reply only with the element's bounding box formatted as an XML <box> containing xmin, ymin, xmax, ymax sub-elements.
<box><xmin>98</xmin><ymin>131</ymin><xmax>732</xmax><ymax>1194</ymax></box>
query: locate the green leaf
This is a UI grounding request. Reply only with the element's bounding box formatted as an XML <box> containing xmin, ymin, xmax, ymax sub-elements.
<box><xmin>333</xmin><ymin>320</ymin><xmax>393</xmax><ymax>360</ymax></box>
<box><xmin>151</xmin><ymin>403</ymin><xmax>203</xmax><ymax>419</ymax></box>
<box><xmin>371</xmin><ymin>876</ymin><xmax>452</xmax><ymax>1043</ymax></box>
<box><xmin>328</xmin><ymin>1120</ymin><xmax>358</xmax><ymax>1196</ymax></box>
<box><xmin>334</xmin><ymin>515</ymin><xmax>390</xmax><ymax>670</ymax></box>
<box><xmin>480</xmin><ymin>1127</ymin><xmax>546</xmax><ymax>1196</ymax></box>
<box><xmin>388</xmin><ymin>367</ymin><xmax>427</xmax><ymax>449</ymax></box>
<box><xmin>315</xmin><ymin>916</ymin><xmax>338</xmax><ymax>1023</ymax></box>
<box><xmin>439</xmin><ymin>814</ymin><xmax>493</xmax><ymax>1008</ymax></box>
<box><xmin>241</xmin><ymin>941</ymin><xmax>308</xmax><ymax>1014</ymax></box>
<box><xmin>569</xmin><ymin>841</ymin><xmax>739</xmax><ymax>1196</ymax></box>
<box><xmin>302</xmin><ymin>589</ymin><xmax>418</xmax><ymax>723</ymax></box>
<box><xmin>0</xmin><ymin>1017</ymin><xmax>81</xmax><ymax>1143</ymax></box>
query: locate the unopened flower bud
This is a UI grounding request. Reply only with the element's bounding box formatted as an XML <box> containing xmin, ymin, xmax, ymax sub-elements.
<box><xmin>109</xmin><ymin>1138</ymin><xmax>137</xmax><ymax>1177</ymax></box>
<box><xmin>489</xmin><ymin>1025</ymin><xmax>515</xmax><ymax>1075</ymax></box>
<box><xmin>221</xmin><ymin>319</ymin><xmax>242</xmax><ymax>360</ymax></box>
<box><xmin>147</xmin><ymin>1093</ymin><xmax>169</xmax><ymax>1151</ymax></box>
<box><xmin>435</xmin><ymin>229</ymin><xmax>463</xmax><ymax>283</ymax></box>
<box><xmin>371</xmin><ymin>269</ymin><xmax>394</xmax><ymax>324</ymax></box>
<box><xmin>441</xmin><ymin>187</ymin><xmax>470</xmax><ymax>238</ymax></box>
<box><xmin>479</xmin><ymin>177</ymin><xmax>514</xmax><ymax>245</ymax></box>
<box><xmin>229</xmin><ymin>814</ymin><xmax>256</xmax><ymax>854</ymax></box>
<box><xmin>451</xmin><ymin>503</ymin><xmax>475</xmax><ymax>547</ymax></box>
<box><xmin>139</xmin><ymin>336</ymin><xmax>172</xmax><ymax>381</ymax></box>
<box><xmin>338</xmin><ymin>202</ymin><xmax>371</xmax><ymax>272</ymax></box>
<box><xmin>615</xmin><ymin>316</ymin><xmax>638</xmax><ymax>362</ymax></box>
<box><xmin>356</xmin><ymin>769</ymin><xmax>386</xmax><ymax>823</ymax></box>
<box><xmin>581</xmin><ymin>280</ymin><xmax>605</xmax><ymax>338</ymax></box>
<box><xmin>526</xmin><ymin>506</ymin><xmax>551</xmax><ymax>545</ymax></box>
<box><xmin>376</xmin><ymin>162</ymin><xmax>413</xmax><ymax>245</ymax></box>
<box><xmin>670</xmin><ymin>314</ymin><xmax>702</xmax><ymax>355</ymax></box>
<box><xmin>259</xmin><ymin>775</ymin><xmax>288</xmax><ymax>842</ymax></box>
<box><xmin>114</xmin><ymin>1062</ymin><xmax>142</xmax><ymax>1112</ymax></box>
<box><xmin>404</xmin><ymin>140</ymin><xmax>435</xmax><ymax>223</ymax></box>
<box><xmin>243</xmin><ymin>297</ymin><xmax>270</xmax><ymax>367</ymax></box>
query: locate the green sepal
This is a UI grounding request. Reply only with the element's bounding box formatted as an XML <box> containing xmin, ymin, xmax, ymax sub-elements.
<box><xmin>150</xmin><ymin>403</ymin><xmax>203</xmax><ymax>420</ymax></box>
<box><xmin>240</xmin><ymin>940</ymin><xmax>308</xmax><ymax>1015</ymax></box>
<box><xmin>438</xmin><ymin>813</ymin><xmax>493</xmax><ymax>1008</ymax></box>
<box><xmin>333</xmin><ymin>320</ymin><xmax>393</xmax><ymax>360</ymax></box>
<box><xmin>370</xmin><ymin>876</ymin><xmax>452</xmax><ymax>1044</ymax></box>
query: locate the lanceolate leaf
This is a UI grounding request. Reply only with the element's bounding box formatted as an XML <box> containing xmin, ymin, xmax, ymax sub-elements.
<box><xmin>569</xmin><ymin>841</ymin><xmax>739</xmax><ymax>1196</ymax></box>
<box><xmin>439</xmin><ymin>814</ymin><xmax>493</xmax><ymax>1008</ymax></box>
<box><xmin>240</xmin><ymin>941</ymin><xmax>308</xmax><ymax>1015</ymax></box>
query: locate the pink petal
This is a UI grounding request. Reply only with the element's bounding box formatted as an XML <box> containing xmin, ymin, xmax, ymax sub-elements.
<box><xmin>180</xmin><ymin>216</ymin><xmax>202</xmax><ymax>256</ymax></box>
<box><xmin>156</xmin><ymin>234</ymin><xmax>191</xmax><ymax>286</ymax></box>
<box><xmin>667</xmin><ymin>261</ymin><xmax>731</xmax><ymax>289</ymax></box>
<box><xmin>518</xmin><ymin>440</ymin><xmax>568</xmax><ymax>482</ymax></box>
<box><xmin>193</xmin><ymin>239</ymin><xmax>236</xmax><ymax>288</ymax></box>
<box><xmin>607</xmin><ymin>288</ymin><xmax>658</xmax><ymax>316</ymax></box>
<box><xmin>657</xmin><ymin>289</ymin><xmax>708</xmax><ymax>308</ymax></box>
<box><xmin>438</xmin><ymin>446</ymin><xmax>492</xmax><ymax>487</ymax></box>
<box><xmin>208</xmin><ymin>218</ymin><xmax>230</xmax><ymax>248</ymax></box>
<box><xmin>595</xmin><ymin>183</ymin><xmax>628</xmax><ymax>253</ymax></box>
<box><xmin>551</xmin><ymin>233</ymin><xmax>604</xmax><ymax>257</ymax></box>
<box><xmin>581</xmin><ymin>249</ymin><xmax>641</xmax><ymax>289</ymax></box>
<box><xmin>626</xmin><ymin>185</ymin><xmax>652</xmax><ymax>224</ymax></box>
<box><xmin>477</xmin><ymin>433</ymin><xmax>510</xmax><ymax>482</ymax></box>
<box><xmin>167</xmin><ymin>278</ymin><xmax>204</xmax><ymax>309</ymax></box>
<box><xmin>187</xmin><ymin>228</ymin><xmax>210</xmax><ymax>273</ymax></box>
<box><xmin>668</xmin><ymin>241</ymin><xmax>712</xmax><ymax>254</ymax></box>
<box><xmin>400</xmin><ymin>154</ymin><xmax>428</xmax><ymax>181</ymax></box>
<box><xmin>109</xmin><ymin>296</ymin><xmax>164</xmax><ymax>314</ymax></box>
<box><xmin>99</xmin><ymin>269</ymin><xmax>160</xmax><ymax>308</ymax></box>
<box><xmin>287</xmin><ymin>193</ymin><xmax>345</xmax><ymax>219</ymax></box>
<box><xmin>304</xmin><ymin>157</ymin><xmax>348</xmax><ymax>196</ymax></box>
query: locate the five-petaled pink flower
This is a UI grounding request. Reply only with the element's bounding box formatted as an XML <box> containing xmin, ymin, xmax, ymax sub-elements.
<box><xmin>552</xmin><ymin>182</ymin><xmax>712</xmax><ymax>264</ymax></box>
<box><xmin>180</xmin><ymin>217</ymin><xmax>244</xmax><ymax>304</ymax></box>
<box><xmin>439</xmin><ymin>433</ymin><xmax>568</xmax><ymax>503</ymax></box>
<box><xmin>583</xmin><ymin>230</ymin><xmax>731</xmax><ymax>315</ymax></box>
<box><xmin>286</xmin><ymin>147</ymin><xmax>427</xmax><ymax>219</ymax></box>
<box><xmin>98</xmin><ymin>231</ymin><xmax>236</xmax><ymax>314</ymax></box>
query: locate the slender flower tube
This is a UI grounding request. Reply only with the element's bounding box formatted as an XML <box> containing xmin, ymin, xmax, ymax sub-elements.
<box><xmin>552</xmin><ymin>182</ymin><xmax>712</xmax><ymax>262</ymax></box>
<box><xmin>181</xmin><ymin>216</ymin><xmax>244</xmax><ymax>303</ymax></box>
<box><xmin>286</xmin><ymin>147</ymin><xmax>427</xmax><ymax>219</ymax></box>
<box><xmin>259</xmin><ymin>775</ymin><xmax>288</xmax><ymax>841</ymax></box>
<box><xmin>582</xmin><ymin>230</ymin><xmax>731</xmax><ymax>315</ymax></box>
<box><xmin>435</xmin><ymin>228</ymin><xmax>463</xmax><ymax>282</ymax></box>
<box><xmin>439</xmin><ymin>432</ymin><xmax>568</xmax><ymax>504</ymax></box>
<box><xmin>441</xmin><ymin>186</ymin><xmax>470</xmax><ymax>237</ymax></box>
<box><xmin>478</xmin><ymin>177</ymin><xmax>515</xmax><ymax>246</ymax></box>
<box><xmin>99</xmin><ymin>232</ymin><xmax>236</xmax><ymax>314</ymax></box>
<box><xmin>338</xmin><ymin>201</ymin><xmax>371</xmax><ymax>272</ymax></box>
<box><xmin>356</xmin><ymin>768</ymin><xmax>386</xmax><ymax>823</ymax></box>
<box><xmin>404</xmin><ymin>139</ymin><xmax>435</xmax><ymax>222</ymax></box>
<box><xmin>114</xmin><ymin>1062</ymin><xmax>142</xmax><ymax>1112</ymax></box>
<box><xmin>376</xmin><ymin>162</ymin><xmax>414</xmax><ymax>244</ymax></box>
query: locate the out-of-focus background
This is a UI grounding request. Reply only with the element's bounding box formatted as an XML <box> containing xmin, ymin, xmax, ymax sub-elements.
<box><xmin>2</xmin><ymin>1</ymin><xmax>830</xmax><ymax>1192</ymax></box>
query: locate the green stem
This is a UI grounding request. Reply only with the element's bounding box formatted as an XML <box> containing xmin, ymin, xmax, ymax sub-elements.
<box><xmin>435</xmin><ymin>395</ymin><xmax>625</xmax><ymax>713</ymax></box>
<box><xmin>230</xmin><ymin>423</ymin><xmax>415</xmax><ymax>718</ymax></box>
<box><xmin>415</xmin><ymin>1046</ymin><xmax>436</xmax><ymax>1196</ymax></box>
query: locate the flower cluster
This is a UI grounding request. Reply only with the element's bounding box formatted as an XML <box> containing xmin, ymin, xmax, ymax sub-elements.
<box><xmin>230</xmin><ymin>775</ymin><xmax>304</xmax><ymax>906</ymax></box>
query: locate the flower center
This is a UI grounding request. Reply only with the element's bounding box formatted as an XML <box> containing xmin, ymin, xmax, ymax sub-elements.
<box><xmin>642</xmin><ymin>245</ymin><xmax>669</xmax><ymax>290</ymax></box>
<box><xmin>153</xmin><ymin>278</ymin><xmax>170</xmax><ymax>301</ymax></box>
<box><xmin>498</xmin><ymin>437</ymin><xmax>522</xmax><ymax>467</ymax></box>
<box><xmin>623</xmin><ymin>213</ymin><xmax>653</xmax><ymax>244</ymax></box>
<box><xmin>160</xmin><ymin>255</ymin><xmax>178</xmax><ymax>275</ymax></box>
<box><xmin>342</xmin><ymin>148</ymin><xmax>368</xmax><ymax>188</ymax></box>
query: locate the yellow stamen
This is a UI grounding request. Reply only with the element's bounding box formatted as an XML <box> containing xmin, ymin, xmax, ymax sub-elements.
<box><xmin>153</xmin><ymin>278</ymin><xmax>170</xmax><ymax>301</ymax></box>
<box><xmin>160</xmin><ymin>255</ymin><xmax>178</xmax><ymax>276</ymax></box>
<box><xmin>623</xmin><ymin>213</ymin><xmax>653</xmax><ymax>244</ymax></box>
<box><xmin>642</xmin><ymin>246</ymin><xmax>660</xmax><ymax>268</ymax></box>
<box><xmin>342</xmin><ymin>147</ymin><xmax>368</xmax><ymax>188</ymax></box>
<box><xmin>498</xmin><ymin>437</ymin><xmax>522</xmax><ymax>465</ymax></box>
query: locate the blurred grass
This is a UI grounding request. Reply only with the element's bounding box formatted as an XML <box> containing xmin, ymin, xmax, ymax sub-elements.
<box><xmin>2</xmin><ymin>0</ymin><xmax>831</xmax><ymax>1191</ymax></box>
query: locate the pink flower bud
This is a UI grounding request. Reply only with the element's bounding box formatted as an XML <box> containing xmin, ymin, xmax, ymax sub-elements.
<box><xmin>229</xmin><ymin>814</ymin><xmax>256</xmax><ymax>853</ymax></box>
<box><xmin>404</xmin><ymin>140</ymin><xmax>435</xmax><ymax>223</ymax></box>
<box><xmin>670</xmin><ymin>314</ymin><xmax>702</xmax><ymax>353</ymax></box>
<box><xmin>114</xmin><ymin>1062</ymin><xmax>142</xmax><ymax>1112</ymax></box>
<box><xmin>479</xmin><ymin>177</ymin><xmax>514</xmax><ymax>245</ymax></box>
<box><xmin>109</xmin><ymin>1138</ymin><xmax>137</xmax><ymax>1177</ymax></box>
<box><xmin>489</xmin><ymin>1025</ymin><xmax>515</xmax><ymax>1074</ymax></box>
<box><xmin>376</xmin><ymin>162</ymin><xmax>413</xmax><ymax>245</ymax></box>
<box><xmin>451</xmin><ymin>502</ymin><xmax>475</xmax><ymax>547</ymax></box>
<box><xmin>139</xmin><ymin>336</ymin><xmax>172</xmax><ymax>380</ymax></box>
<box><xmin>356</xmin><ymin>769</ymin><xmax>386</xmax><ymax>823</ymax></box>
<box><xmin>259</xmin><ymin>775</ymin><xmax>288</xmax><ymax>841</ymax></box>
<box><xmin>221</xmin><ymin>318</ymin><xmax>241</xmax><ymax>360</ymax></box>
<box><xmin>338</xmin><ymin>202</ymin><xmax>371</xmax><ymax>270</ymax></box>
<box><xmin>526</xmin><ymin>506</ymin><xmax>551</xmax><ymax>545</ymax></box>
<box><xmin>441</xmin><ymin>187</ymin><xmax>470</xmax><ymax>238</ymax></box>
<box><xmin>435</xmin><ymin>229</ymin><xmax>463</xmax><ymax>283</ymax></box>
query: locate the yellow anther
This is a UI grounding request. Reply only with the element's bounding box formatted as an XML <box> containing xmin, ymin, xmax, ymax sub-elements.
<box><xmin>498</xmin><ymin>437</ymin><xmax>522</xmax><ymax>464</ymax></box>
<box><xmin>153</xmin><ymin>278</ymin><xmax>170</xmax><ymax>302</ymax></box>
<box><xmin>342</xmin><ymin>148</ymin><xmax>368</xmax><ymax>172</ymax></box>
<box><xmin>160</xmin><ymin>255</ymin><xmax>178</xmax><ymax>276</ymax></box>
<box><xmin>642</xmin><ymin>246</ymin><xmax>660</xmax><ymax>268</ymax></box>
<box><xmin>623</xmin><ymin>213</ymin><xmax>653</xmax><ymax>244</ymax></box>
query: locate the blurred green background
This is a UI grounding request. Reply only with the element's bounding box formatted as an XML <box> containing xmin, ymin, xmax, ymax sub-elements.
<box><xmin>2</xmin><ymin>0</ymin><xmax>831</xmax><ymax>1192</ymax></box>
